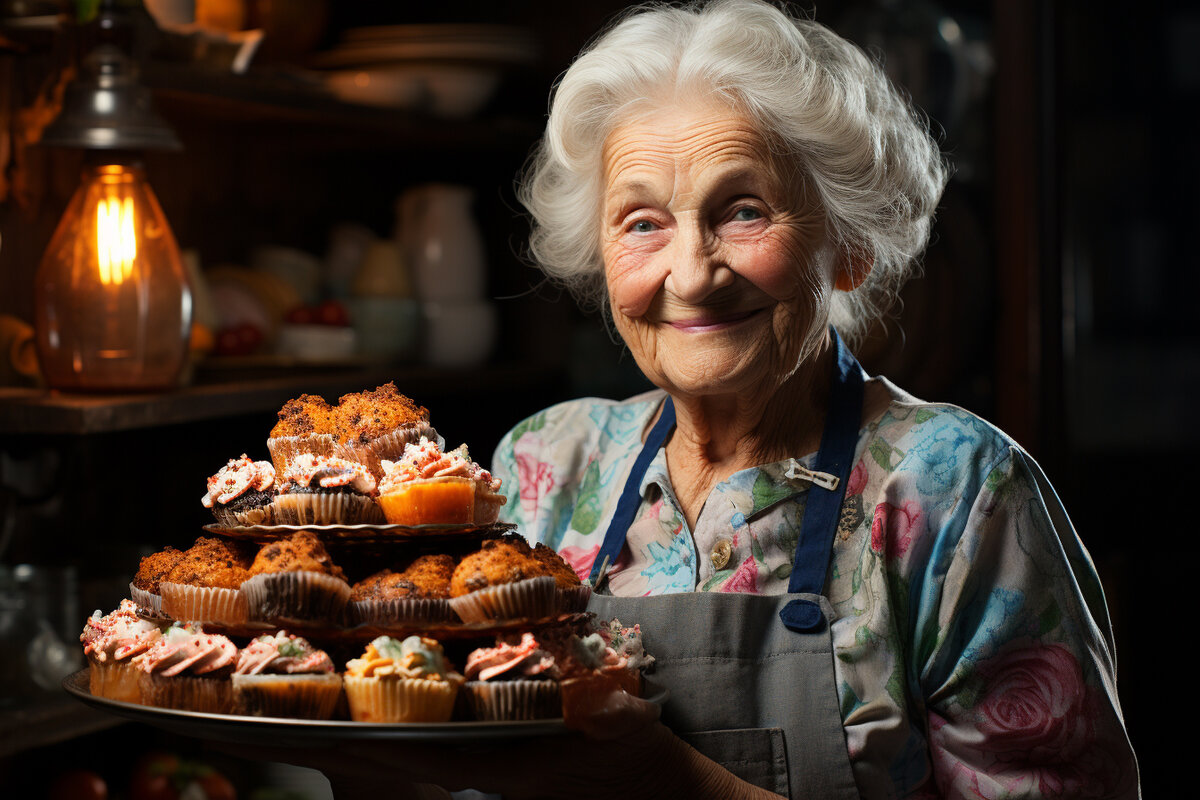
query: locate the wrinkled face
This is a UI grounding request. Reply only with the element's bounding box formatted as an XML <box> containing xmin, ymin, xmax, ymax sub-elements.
<box><xmin>600</xmin><ymin>101</ymin><xmax>840</xmax><ymax>400</ymax></box>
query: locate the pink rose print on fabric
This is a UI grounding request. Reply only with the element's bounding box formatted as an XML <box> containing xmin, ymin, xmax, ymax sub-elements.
<box><xmin>870</xmin><ymin>500</ymin><xmax>922</xmax><ymax>559</ymax></box>
<box><xmin>847</xmin><ymin>459</ymin><xmax>868</xmax><ymax>496</ymax></box>
<box><xmin>720</xmin><ymin>555</ymin><xmax>760</xmax><ymax>594</ymax></box>
<box><xmin>559</xmin><ymin>544</ymin><xmax>601</xmax><ymax>582</ymax></box>
<box><xmin>514</xmin><ymin>444</ymin><xmax>555</xmax><ymax>514</ymax></box>
<box><xmin>928</xmin><ymin>640</ymin><xmax>1136</xmax><ymax>798</ymax></box>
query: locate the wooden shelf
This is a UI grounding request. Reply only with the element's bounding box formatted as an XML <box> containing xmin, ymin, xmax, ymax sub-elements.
<box><xmin>0</xmin><ymin>362</ymin><xmax>562</xmax><ymax>435</ymax></box>
<box><xmin>0</xmin><ymin>695</ymin><xmax>121</xmax><ymax>758</ymax></box>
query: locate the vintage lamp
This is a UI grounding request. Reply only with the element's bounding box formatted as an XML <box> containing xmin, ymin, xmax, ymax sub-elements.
<box><xmin>34</xmin><ymin>42</ymin><xmax>191</xmax><ymax>391</ymax></box>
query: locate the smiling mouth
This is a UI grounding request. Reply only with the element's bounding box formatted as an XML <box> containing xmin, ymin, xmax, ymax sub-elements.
<box><xmin>667</xmin><ymin>308</ymin><xmax>764</xmax><ymax>332</ymax></box>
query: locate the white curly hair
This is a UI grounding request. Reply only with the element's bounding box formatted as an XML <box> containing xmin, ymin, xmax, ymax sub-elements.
<box><xmin>517</xmin><ymin>0</ymin><xmax>950</xmax><ymax>344</ymax></box>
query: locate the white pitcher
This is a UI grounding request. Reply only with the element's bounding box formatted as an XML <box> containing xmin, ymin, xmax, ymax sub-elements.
<box><xmin>397</xmin><ymin>183</ymin><xmax>486</xmax><ymax>301</ymax></box>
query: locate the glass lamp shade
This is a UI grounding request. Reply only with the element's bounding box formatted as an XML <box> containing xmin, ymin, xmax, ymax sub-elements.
<box><xmin>34</xmin><ymin>160</ymin><xmax>192</xmax><ymax>391</ymax></box>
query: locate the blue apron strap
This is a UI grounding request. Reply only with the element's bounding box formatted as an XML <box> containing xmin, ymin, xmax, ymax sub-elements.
<box><xmin>779</xmin><ymin>328</ymin><xmax>865</xmax><ymax>632</ymax></box>
<box><xmin>588</xmin><ymin>396</ymin><xmax>676</xmax><ymax>585</ymax></box>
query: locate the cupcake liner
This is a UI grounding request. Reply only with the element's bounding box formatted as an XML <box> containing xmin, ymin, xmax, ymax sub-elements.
<box><xmin>464</xmin><ymin>680</ymin><xmax>562</xmax><ymax>721</ymax></box>
<box><xmin>449</xmin><ymin>576</ymin><xmax>557</xmax><ymax>624</ymax></box>
<box><xmin>268</xmin><ymin>433</ymin><xmax>336</xmax><ymax>478</ymax></box>
<box><xmin>556</xmin><ymin>584</ymin><xmax>593</xmax><ymax>613</ymax></box>
<box><xmin>347</xmin><ymin>596</ymin><xmax>454</xmax><ymax>627</ymax></box>
<box><xmin>343</xmin><ymin>674</ymin><xmax>461</xmax><ymax>722</ymax></box>
<box><xmin>159</xmin><ymin>582</ymin><xmax>248</xmax><ymax>624</ymax></box>
<box><xmin>88</xmin><ymin>659</ymin><xmax>143</xmax><ymax>704</ymax></box>
<box><xmin>241</xmin><ymin>571</ymin><xmax>352</xmax><ymax>624</ymax></box>
<box><xmin>334</xmin><ymin>422</ymin><xmax>442</xmax><ymax>479</ymax></box>
<box><xmin>232</xmin><ymin>673</ymin><xmax>344</xmax><ymax>719</ymax></box>
<box><xmin>377</xmin><ymin>477</ymin><xmax>475</xmax><ymax>526</ymax></box>
<box><xmin>138</xmin><ymin>672</ymin><xmax>234</xmax><ymax>714</ymax></box>
<box><xmin>270</xmin><ymin>491</ymin><xmax>384</xmax><ymax>526</ymax></box>
<box><xmin>473</xmin><ymin>491</ymin><xmax>506</xmax><ymax>526</ymax></box>
<box><xmin>129</xmin><ymin>583</ymin><xmax>166</xmax><ymax>619</ymax></box>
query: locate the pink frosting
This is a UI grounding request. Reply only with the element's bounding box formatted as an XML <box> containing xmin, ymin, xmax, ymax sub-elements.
<box><xmin>81</xmin><ymin>599</ymin><xmax>162</xmax><ymax>663</ymax></box>
<box><xmin>380</xmin><ymin>437</ymin><xmax>501</xmax><ymax>495</ymax></box>
<box><xmin>135</xmin><ymin>625</ymin><xmax>238</xmax><ymax>677</ymax></box>
<box><xmin>465</xmin><ymin>632</ymin><xmax>560</xmax><ymax>682</ymax></box>
<box><xmin>235</xmin><ymin>631</ymin><xmax>335</xmax><ymax>675</ymax></box>
<box><xmin>202</xmin><ymin>454</ymin><xmax>275</xmax><ymax>508</ymax></box>
<box><xmin>281</xmin><ymin>453</ymin><xmax>376</xmax><ymax>494</ymax></box>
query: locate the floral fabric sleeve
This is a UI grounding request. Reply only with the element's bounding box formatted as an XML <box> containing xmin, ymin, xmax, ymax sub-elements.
<box><xmin>917</xmin><ymin>448</ymin><xmax>1139</xmax><ymax>799</ymax></box>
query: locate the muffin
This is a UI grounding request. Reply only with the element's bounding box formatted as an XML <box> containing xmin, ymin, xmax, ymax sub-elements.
<box><xmin>532</xmin><ymin>543</ymin><xmax>591</xmax><ymax>612</ymax></box>
<box><xmin>80</xmin><ymin>599</ymin><xmax>164</xmax><ymax>703</ymax></box>
<box><xmin>348</xmin><ymin>553</ymin><xmax>457</xmax><ymax>626</ymax></box>
<box><xmin>462</xmin><ymin>632</ymin><xmax>564</xmax><ymax>721</ymax></box>
<box><xmin>271</xmin><ymin>453</ymin><xmax>384</xmax><ymax>525</ymax></box>
<box><xmin>232</xmin><ymin>631</ymin><xmax>343</xmax><ymax>719</ymax></box>
<box><xmin>376</xmin><ymin>438</ymin><xmax>506</xmax><ymax>527</ymax></box>
<box><xmin>159</xmin><ymin>537</ymin><xmax>254</xmax><ymax>624</ymax></box>
<box><xmin>201</xmin><ymin>454</ymin><xmax>276</xmax><ymax>527</ymax></box>
<box><xmin>134</xmin><ymin>623</ymin><xmax>238</xmax><ymax>714</ymax></box>
<box><xmin>240</xmin><ymin>531</ymin><xmax>352</xmax><ymax>624</ymax></box>
<box><xmin>330</xmin><ymin>384</ymin><xmax>440</xmax><ymax>479</ymax></box>
<box><xmin>342</xmin><ymin>635</ymin><xmax>464</xmax><ymax>722</ymax></box>
<box><xmin>267</xmin><ymin>393</ymin><xmax>337</xmax><ymax>478</ymax></box>
<box><xmin>130</xmin><ymin>546</ymin><xmax>185</xmax><ymax>617</ymax></box>
<box><xmin>448</xmin><ymin>535</ymin><xmax>557</xmax><ymax>623</ymax></box>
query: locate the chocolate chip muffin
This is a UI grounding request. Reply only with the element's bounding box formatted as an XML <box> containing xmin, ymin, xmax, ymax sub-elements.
<box><xmin>448</xmin><ymin>536</ymin><xmax>558</xmax><ymax>623</ymax></box>
<box><xmin>348</xmin><ymin>553</ymin><xmax>457</xmax><ymax>626</ymax></box>
<box><xmin>159</xmin><ymin>537</ymin><xmax>255</xmax><ymax>624</ymax></box>
<box><xmin>241</xmin><ymin>531</ymin><xmax>351</xmax><ymax>624</ymax></box>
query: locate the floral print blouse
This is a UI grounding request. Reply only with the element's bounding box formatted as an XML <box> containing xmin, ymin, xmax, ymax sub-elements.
<box><xmin>491</xmin><ymin>377</ymin><xmax>1140</xmax><ymax>799</ymax></box>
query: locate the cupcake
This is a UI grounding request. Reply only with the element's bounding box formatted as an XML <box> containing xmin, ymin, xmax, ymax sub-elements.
<box><xmin>448</xmin><ymin>535</ymin><xmax>557</xmax><ymax>623</ymax></box>
<box><xmin>271</xmin><ymin>453</ymin><xmax>384</xmax><ymax>525</ymax></box>
<box><xmin>232</xmin><ymin>631</ymin><xmax>342</xmax><ymax>719</ymax></box>
<box><xmin>80</xmin><ymin>599</ymin><xmax>164</xmax><ymax>703</ymax></box>
<box><xmin>201</xmin><ymin>455</ymin><xmax>276</xmax><ymax>527</ymax></box>
<box><xmin>462</xmin><ymin>632</ymin><xmax>564</xmax><ymax>721</ymax></box>
<box><xmin>134</xmin><ymin>623</ymin><xmax>238</xmax><ymax>714</ymax></box>
<box><xmin>267</xmin><ymin>394</ymin><xmax>337</xmax><ymax>478</ymax></box>
<box><xmin>330</xmin><ymin>383</ymin><xmax>440</xmax><ymax>479</ymax></box>
<box><xmin>348</xmin><ymin>553</ymin><xmax>456</xmax><ymax>626</ymax></box>
<box><xmin>532</xmin><ymin>543</ymin><xmax>591</xmax><ymax>612</ymax></box>
<box><xmin>557</xmin><ymin>620</ymin><xmax>654</xmax><ymax>726</ymax></box>
<box><xmin>376</xmin><ymin>438</ymin><xmax>506</xmax><ymax>527</ymax></box>
<box><xmin>158</xmin><ymin>537</ymin><xmax>254</xmax><ymax>624</ymax></box>
<box><xmin>130</xmin><ymin>546</ymin><xmax>185</xmax><ymax>618</ymax></box>
<box><xmin>240</xmin><ymin>531</ymin><xmax>352</xmax><ymax>624</ymax></box>
<box><xmin>342</xmin><ymin>635</ymin><xmax>464</xmax><ymax>722</ymax></box>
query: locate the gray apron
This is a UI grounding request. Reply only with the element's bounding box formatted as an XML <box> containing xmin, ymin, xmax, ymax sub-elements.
<box><xmin>585</xmin><ymin>329</ymin><xmax>864</xmax><ymax>799</ymax></box>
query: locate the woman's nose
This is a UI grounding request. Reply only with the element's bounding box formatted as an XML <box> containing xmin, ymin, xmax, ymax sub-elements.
<box><xmin>663</xmin><ymin>222</ymin><xmax>731</xmax><ymax>303</ymax></box>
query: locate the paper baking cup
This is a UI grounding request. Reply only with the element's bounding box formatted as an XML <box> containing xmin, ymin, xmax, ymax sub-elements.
<box><xmin>348</xmin><ymin>596</ymin><xmax>454</xmax><ymax>626</ymax></box>
<box><xmin>241</xmin><ymin>571</ymin><xmax>352</xmax><ymax>624</ymax></box>
<box><xmin>159</xmin><ymin>582</ymin><xmax>248</xmax><ymax>624</ymax></box>
<box><xmin>138</xmin><ymin>672</ymin><xmax>234</xmax><ymax>714</ymax></box>
<box><xmin>88</xmin><ymin>659</ymin><xmax>143</xmax><ymax>704</ymax></box>
<box><xmin>267</xmin><ymin>433</ymin><xmax>336</xmax><ymax>478</ymax></box>
<box><xmin>211</xmin><ymin>501</ymin><xmax>274</xmax><ymax>528</ymax></box>
<box><xmin>129</xmin><ymin>583</ymin><xmax>166</xmax><ymax>618</ymax></box>
<box><xmin>343</xmin><ymin>674</ymin><xmax>461</xmax><ymax>722</ymax></box>
<box><xmin>232</xmin><ymin>673</ymin><xmax>343</xmax><ymax>719</ymax></box>
<box><xmin>270</xmin><ymin>491</ymin><xmax>383</xmax><ymax>525</ymax></box>
<box><xmin>465</xmin><ymin>679</ymin><xmax>562</xmax><ymax>721</ymax></box>
<box><xmin>449</xmin><ymin>575</ymin><xmax>557</xmax><ymax>624</ymax></box>
<box><xmin>557</xmin><ymin>584</ymin><xmax>592</xmax><ymax>613</ymax></box>
<box><xmin>334</xmin><ymin>422</ymin><xmax>442</xmax><ymax>479</ymax></box>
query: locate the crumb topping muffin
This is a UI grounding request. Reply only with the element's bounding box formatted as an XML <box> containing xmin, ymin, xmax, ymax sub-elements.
<box><xmin>351</xmin><ymin>554</ymin><xmax>456</xmax><ymax>601</ymax></box>
<box><xmin>450</xmin><ymin>536</ymin><xmax>545</xmax><ymax>598</ymax></box>
<box><xmin>166</xmin><ymin>537</ymin><xmax>254</xmax><ymax>589</ymax></box>
<box><xmin>270</xmin><ymin>394</ymin><xmax>335</xmax><ymax>438</ymax></box>
<box><xmin>332</xmin><ymin>383</ymin><xmax>429</xmax><ymax>446</ymax></box>
<box><xmin>531</xmin><ymin>543</ymin><xmax>582</xmax><ymax>589</ymax></box>
<box><xmin>249</xmin><ymin>530</ymin><xmax>346</xmax><ymax>580</ymax></box>
<box><xmin>132</xmin><ymin>546</ymin><xmax>185</xmax><ymax>594</ymax></box>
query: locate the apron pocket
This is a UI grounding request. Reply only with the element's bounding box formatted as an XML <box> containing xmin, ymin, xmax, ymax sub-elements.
<box><xmin>681</xmin><ymin>727</ymin><xmax>789</xmax><ymax>796</ymax></box>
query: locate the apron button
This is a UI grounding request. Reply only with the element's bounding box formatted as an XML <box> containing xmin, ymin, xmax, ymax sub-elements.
<box><xmin>711</xmin><ymin>539</ymin><xmax>732</xmax><ymax>569</ymax></box>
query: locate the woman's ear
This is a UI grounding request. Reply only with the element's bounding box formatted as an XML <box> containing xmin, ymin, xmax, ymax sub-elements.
<box><xmin>834</xmin><ymin>247</ymin><xmax>873</xmax><ymax>292</ymax></box>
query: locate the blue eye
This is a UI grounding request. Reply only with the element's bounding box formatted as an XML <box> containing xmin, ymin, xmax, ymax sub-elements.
<box><xmin>630</xmin><ymin>220</ymin><xmax>657</xmax><ymax>233</ymax></box>
<box><xmin>733</xmin><ymin>207</ymin><xmax>762</xmax><ymax>221</ymax></box>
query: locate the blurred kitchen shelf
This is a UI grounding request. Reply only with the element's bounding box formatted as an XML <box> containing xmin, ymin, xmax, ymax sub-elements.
<box><xmin>142</xmin><ymin>62</ymin><xmax>542</xmax><ymax>152</ymax></box>
<box><xmin>0</xmin><ymin>362</ymin><xmax>563</xmax><ymax>435</ymax></box>
<box><xmin>0</xmin><ymin>695</ymin><xmax>121</xmax><ymax>758</ymax></box>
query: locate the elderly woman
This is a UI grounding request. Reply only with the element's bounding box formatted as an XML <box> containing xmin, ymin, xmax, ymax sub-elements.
<box><xmin>285</xmin><ymin>2</ymin><xmax>1138</xmax><ymax>798</ymax></box>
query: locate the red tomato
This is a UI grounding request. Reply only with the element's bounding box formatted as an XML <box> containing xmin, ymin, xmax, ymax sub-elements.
<box><xmin>49</xmin><ymin>769</ymin><xmax>108</xmax><ymax>800</ymax></box>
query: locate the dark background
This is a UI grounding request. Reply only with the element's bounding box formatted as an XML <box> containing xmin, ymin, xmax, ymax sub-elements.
<box><xmin>1</xmin><ymin>0</ymin><xmax>1190</xmax><ymax>795</ymax></box>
